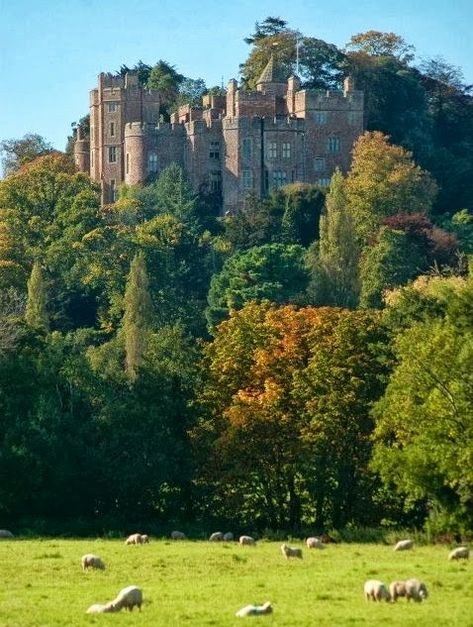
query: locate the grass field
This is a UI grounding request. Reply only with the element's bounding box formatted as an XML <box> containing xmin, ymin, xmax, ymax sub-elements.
<box><xmin>0</xmin><ymin>538</ymin><xmax>471</xmax><ymax>626</ymax></box>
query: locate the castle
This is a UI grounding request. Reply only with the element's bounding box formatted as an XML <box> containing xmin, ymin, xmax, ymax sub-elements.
<box><xmin>74</xmin><ymin>58</ymin><xmax>364</xmax><ymax>212</ymax></box>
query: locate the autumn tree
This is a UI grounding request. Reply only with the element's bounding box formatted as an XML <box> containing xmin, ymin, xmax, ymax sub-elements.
<box><xmin>0</xmin><ymin>133</ymin><xmax>53</xmax><ymax>177</ymax></box>
<box><xmin>345</xmin><ymin>31</ymin><xmax>415</xmax><ymax>64</ymax></box>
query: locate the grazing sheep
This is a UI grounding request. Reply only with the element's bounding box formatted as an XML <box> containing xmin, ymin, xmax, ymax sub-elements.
<box><xmin>320</xmin><ymin>533</ymin><xmax>337</xmax><ymax>544</ymax></box>
<box><xmin>236</xmin><ymin>601</ymin><xmax>272</xmax><ymax>617</ymax></box>
<box><xmin>81</xmin><ymin>554</ymin><xmax>105</xmax><ymax>571</ymax></box>
<box><xmin>209</xmin><ymin>532</ymin><xmax>224</xmax><ymax>542</ymax></box>
<box><xmin>0</xmin><ymin>530</ymin><xmax>14</xmax><ymax>539</ymax></box>
<box><xmin>364</xmin><ymin>580</ymin><xmax>391</xmax><ymax>602</ymax></box>
<box><xmin>223</xmin><ymin>532</ymin><xmax>234</xmax><ymax>542</ymax></box>
<box><xmin>394</xmin><ymin>539</ymin><xmax>414</xmax><ymax>551</ymax></box>
<box><xmin>239</xmin><ymin>535</ymin><xmax>256</xmax><ymax>546</ymax></box>
<box><xmin>281</xmin><ymin>544</ymin><xmax>303</xmax><ymax>559</ymax></box>
<box><xmin>86</xmin><ymin>604</ymin><xmax>112</xmax><ymax>614</ymax></box>
<box><xmin>171</xmin><ymin>530</ymin><xmax>186</xmax><ymax>540</ymax></box>
<box><xmin>125</xmin><ymin>533</ymin><xmax>148</xmax><ymax>545</ymax></box>
<box><xmin>107</xmin><ymin>585</ymin><xmax>143</xmax><ymax>612</ymax></box>
<box><xmin>448</xmin><ymin>546</ymin><xmax>469</xmax><ymax>561</ymax></box>
<box><xmin>389</xmin><ymin>580</ymin><xmax>407</xmax><ymax>602</ymax></box>
<box><xmin>404</xmin><ymin>578</ymin><xmax>428</xmax><ymax>602</ymax></box>
<box><xmin>306</xmin><ymin>537</ymin><xmax>324</xmax><ymax>549</ymax></box>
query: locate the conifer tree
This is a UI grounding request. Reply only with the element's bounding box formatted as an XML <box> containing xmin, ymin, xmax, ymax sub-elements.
<box><xmin>122</xmin><ymin>252</ymin><xmax>153</xmax><ymax>382</ymax></box>
<box><xmin>318</xmin><ymin>169</ymin><xmax>359</xmax><ymax>307</ymax></box>
<box><xmin>25</xmin><ymin>261</ymin><xmax>49</xmax><ymax>331</ymax></box>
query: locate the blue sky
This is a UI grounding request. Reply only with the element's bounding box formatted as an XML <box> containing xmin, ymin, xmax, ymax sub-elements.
<box><xmin>1</xmin><ymin>0</ymin><xmax>472</xmax><ymax>154</ymax></box>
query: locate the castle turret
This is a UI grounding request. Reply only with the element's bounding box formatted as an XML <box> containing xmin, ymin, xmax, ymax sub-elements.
<box><xmin>287</xmin><ymin>75</ymin><xmax>301</xmax><ymax>115</ymax></box>
<box><xmin>73</xmin><ymin>127</ymin><xmax>90</xmax><ymax>173</ymax></box>
<box><xmin>256</xmin><ymin>56</ymin><xmax>288</xmax><ymax>97</ymax></box>
<box><xmin>124</xmin><ymin>122</ymin><xmax>146</xmax><ymax>185</ymax></box>
<box><xmin>343</xmin><ymin>75</ymin><xmax>355</xmax><ymax>96</ymax></box>
<box><xmin>226</xmin><ymin>79</ymin><xmax>237</xmax><ymax>118</ymax></box>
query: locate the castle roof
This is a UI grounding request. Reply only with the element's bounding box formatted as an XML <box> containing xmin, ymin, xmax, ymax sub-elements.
<box><xmin>256</xmin><ymin>55</ymin><xmax>288</xmax><ymax>85</ymax></box>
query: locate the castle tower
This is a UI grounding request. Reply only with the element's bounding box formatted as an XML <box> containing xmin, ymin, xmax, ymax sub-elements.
<box><xmin>256</xmin><ymin>55</ymin><xmax>288</xmax><ymax>97</ymax></box>
<box><xmin>73</xmin><ymin>126</ymin><xmax>90</xmax><ymax>173</ymax></box>
<box><xmin>124</xmin><ymin>123</ymin><xmax>146</xmax><ymax>186</ymax></box>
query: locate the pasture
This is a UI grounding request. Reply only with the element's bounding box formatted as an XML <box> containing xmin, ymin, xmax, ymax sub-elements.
<box><xmin>0</xmin><ymin>538</ymin><xmax>471</xmax><ymax>626</ymax></box>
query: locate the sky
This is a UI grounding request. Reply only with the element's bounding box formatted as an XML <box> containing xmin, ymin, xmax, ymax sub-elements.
<box><xmin>1</xmin><ymin>0</ymin><xmax>472</xmax><ymax>156</ymax></box>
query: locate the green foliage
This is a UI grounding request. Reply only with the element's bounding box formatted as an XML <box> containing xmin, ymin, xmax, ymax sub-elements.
<box><xmin>25</xmin><ymin>262</ymin><xmax>49</xmax><ymax>332</ymax></box>
<box><xmin>346</xmin><ymin>31</ymin><xmax>415</xmax><ymax>63</ymax></box>
<box><xmin>0</xmin><ymin>133</ymin><xmax>53</xmax><ymax>176</ymax></box>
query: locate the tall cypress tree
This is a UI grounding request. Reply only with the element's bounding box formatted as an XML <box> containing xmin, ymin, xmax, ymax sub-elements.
<box><xmin>122</xmin><ymin>252</ymin><xmax>153</xmax><ymax>382</ymax></box>
<box><xmin>25</xmin><ymin>261</ymin><xmax>49</xmax><ymax>331</ymax></box>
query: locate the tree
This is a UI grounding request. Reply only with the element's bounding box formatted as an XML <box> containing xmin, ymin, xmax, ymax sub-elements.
<box><xmin>122</xmin><ymin>252</ymin><xmax>153</xmax><ymax>382</ymax></box>
<box><xmin>25</xmin><ymin>262</ymin><xmax>49</xmax><ymax>331</ymax></box>
<box><xmin>0</xmin><ymin>288</ymin><xmax>25</xmax><ymax>357</ymax></box>
<box><xmin>346</xmin><ymin>31</ymin><xmax>415</xmax><ymax>64</ymax></box>
<box><xmin>0</xmin><ymin>134</ymin><xmax>53</xmax><ymax>177</ymax></box>
<box><xmin>345</xmin><ymin>131</ymin><xmax>438</xmax><ymax>247</ymax></box>
<box><xmin>279</xmin><ymin>183</ymin><xmax>325</xmax><ymax>246</ymax></box>
<box><xmin>147</xmin><ymin>61</ymin><xmax>185</xmax><ymax>117</ymax></box>
<box><xmin>205</xmin><ymin>243</ymin><xmax>309</xmax><ymax>332</ymax></box>
<box><xmin>244</xmin><ymin>16</ymin><xmax>289</xmax><ymax>44</ymax></box>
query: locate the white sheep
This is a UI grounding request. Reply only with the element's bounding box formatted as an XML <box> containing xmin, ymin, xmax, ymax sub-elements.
<box><xmin>389</xmin><ymin>580</ymin><xmax>407</xmax><ymax>602</ymax></box>
<box><xmin>171</xmin><ymin>530</ymin><xmax>186</xmax><ymax>540</ymax></box>
<box><xmin>236</xmin><ymin>601</ymin><xmax>272</xmax><ymax>617</ymax></box>
<box><xmin>393</xmin><ymin>539</ymin><xmax>414</xmax><ymax>551</ymax></box>
<box><xmin>404</xmin><ymin>578</ymin><xmax>428</xmax><ymax>602</ymax></box>
<box><xmin>209</xmin><ymin>531</ymin><xmax>224</xmax><ymax>542</ymax></box>
<box><xmin>86</xmin><ymin>604</ymin><xmax>111</xmax><ymax>614</ymax></box>
<box><xmin>281</xmin><ymin>543</ymin><xmax>303</xmax><ymax>559</ymax></box>
<box><xmin>363</xmin><ymin>580</ymin><xmax>391</xmax><ymax>602</ymax></box>
<box><xmin>223</xmin><ymin>532</ymin><xmax>234</xmax><ymax>542</ymax></box>
<box><xmin>239</xmin><ymin>535</ymin><xmax>256</xmax><ymax>546</ymax></box>
<box><xmin>107</xmin><ymin>585</ymin><xmax>143</xmax><ymax>612</ymax></box>
<box><xmin>306</xmin><ymin>536</ymin><xmax>324</xmax><ymax>549</ymax></box>
<box><xmin>125</xmin><ymin>533</ymin><xmax>147</xmax><ymax>545</ymax></box>
<box><xmin>448</xmin><ymin>546</ymin><xmax>469</xmax><ymax>560</ymax></box>
<box><xmin>0</xmin><ymin>530</ymin><xmax>14</xmax><ymax>539</ymax></box>
<box><xmin>81</xmin><ymin>554</ymin><xmax>105</xmax><ymax>571</ymax></box>
<box><xmin>140</xmin><ymin>534</ymin><xmax>150</xmax><ymax>543</ymax></box>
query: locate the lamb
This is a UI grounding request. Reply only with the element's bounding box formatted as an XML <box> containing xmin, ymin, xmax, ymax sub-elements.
<box><xmin>107</xmin><ymin>585</ymin><xmax>143</xmax><ymax>612</ymax></box>
<box><xmin>363</xmin><ymin>580</ymin><xmax>391</xmax><ymax>602</ymax></box>
<box><xmin>389</xmin><ymin>580</ymin><xmax>407</xmax><ymax>602</ymax></box>
<box><xmin>281</xmin><ymin>544</ymin><xmax>303</xmax><ymax>559</ymax></box>
<box><xmin>209</xmin><ymin>531</ymin><xmax>224</xmax><ymax>542</ymax></box>
<box><xmin>81</xmin><ymin>554</ymin><xmax>106</xmax><ymax>571</ymax></box>
<box><xmin>404</xmin><ymin>578</ymin><xmax>428</xmax><ymax>602</ymax></box>
<box><xmin>239</xmin><ymin>535</ymin><xmax>256</xmax><ymax>546</ymax></box>
<box><xmin>393</xmin><ymin>539</ymin><xmax>414</xmax><ymax>551</ymax></box>
<box><xmin>448</xmin><ymin>546</ymin><xmax>469</xmax><ymax>560</ymax></box>
<box><xmin>236</xmin><ymin>601</ymin><xmax>272</xmax><ymax>617</ymax></box>
<box><xmin>171</xmin><ymin>530</ymin><xmax>186</xmax><ymax>540</ymax></box>
<box><xmin>125</xmin><ymin>533</ymin><xmax>147</xmax><ymax>545</ymax></box>
<box><xmin>0</xmin><ymin>530</ymin><xmax>14</xmax><ymax>539</ymax></box>
<box><xmin>306</xmin><ymin>537</ymin><xmax>324</xmax><ymax>549</ymax></box>
<box><xmin>223</xmin><ymin>532</ymin><xmax>234</xmax><ymax>542</ymax></box>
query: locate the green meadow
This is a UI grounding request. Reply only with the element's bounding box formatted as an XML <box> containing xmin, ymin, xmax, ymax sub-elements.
<box><xmin>0</xmin><ymin>538</ymin><xmax>471</xmax><ymax>626</ymax></box>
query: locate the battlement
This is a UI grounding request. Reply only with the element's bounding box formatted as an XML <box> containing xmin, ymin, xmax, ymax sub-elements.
<box><xmin>295</xmin><ymin>89</ymin><xmax>364</xmax><ymax>113</ymax></box>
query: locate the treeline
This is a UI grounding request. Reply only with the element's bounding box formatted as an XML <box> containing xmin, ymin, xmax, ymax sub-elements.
<box><xmin>0</xmin><ymin>19</ymin><xmax>472</xmax><ymax>535</ymax></box>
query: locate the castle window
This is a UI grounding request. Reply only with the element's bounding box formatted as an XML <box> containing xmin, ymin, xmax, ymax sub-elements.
<box><xmin>282</xmin><ymin>142</ymin><xmax>291</xmax><ymax>159</ymax></box>
<box><xmin>209</xmin><ymin>170</ymin><xmax>221</xmax><ymax>193</ymax></box>
<box><xmin>108</xmin><ymin>146</ymin><xmax>117</xmax><ymax>163</ymax></box>
<box><xmin>317</xmin><ymin>177</ymin><xmax>331</xmax><ymax>188</ymax></box>
<box><xmin>327</xmin><ymin>137</ymin><xmax>340</xmax><ymax>153</ymax></box>
<box><xmin>315</xmin><ymin>111</ymin><xmax>327</xmax><ymax>125</ymax></box>
<box><xmin>91</xmin><ymin>151</ymin><xmax>94</xmax><ymax>168</ymax></box>
<box><xmin>242</xmin><ymin>138</ymin><xmax>252</xmax><ymax>160</ymax></box>
<box><xmin>90</xmin><ymin>126</ymin><xmax>94</xmax><ymax>141</ymax></box>
<box><xmin>110</xmin><ymin>122</ymin><xmax>115</xmax><ymax>137</ymax></box>
<box><xmin>272</xmin><ymin>170</ymin><xmax>287</xmax><ymax>189</ymax></box>
<box><xmin>314</xmin><ymin>157</ymin><xmax>326</xmax><ymax>172</ymax></box>
<box><xmin>242</xmin><ymin>169</ymin><xmax>254</xmax><ymax>190</ymax></box>
<box><xmin>110</xmin><ymin>179</ymin><xmax>118</xmax><ymax>202</ymax></box>
<box><xmin>209</xmin><ymin>141</ymin><xmax>220</xmax><ymax>160</ymax></box>
<box><xmin>126</xmin><ymin>153</ymin><xmax>130</xmax><ymax>175</ymax></box>
<box><xmin>148</xmin><ymin>152</ymin><xmax>158</xmax><ymax>173</ymax></box>
<box><xmin>267</xmin><ymin>142</ymin><xmax>277</xmax><ymax>159</ymax></box>
<box><xmin>107</xmin><ymin>102</ymin><xmax>118</xmax><ymax>113</ymax></box>
<box><xmin>348</xmin><ymin>111</ymin><xmax>362</xmax><ymax>126</ymax></box>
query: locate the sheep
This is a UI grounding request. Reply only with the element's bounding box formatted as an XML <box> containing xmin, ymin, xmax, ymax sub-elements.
<box><xmin>363</xmin><ymin>580</ymin><xmax>391</xmax><ymax>602</ymax></box>
<box><xmin>223</xmin><ymin>532</ymin><xmax>234</xmax><ymax>542</ymax></box>
<box><xmin>389</xmin><ymin>580</ymin><xmax>407</xmax><ymax>602</ymax></box>
<box><xmin>81</xmin><ymin>554</ymin><xmax>105</xmax><ymax>571</ymax></box>
<box><xmin>86</xmin><ymin>604</ymin><xmax>112</xmax><ymax>614</ymax></box>
<box><xmin>281</xmin><ymin>544</ymin><xmax>303</xmax><ymax>560</ymax></box>
<box><xmin>0</xmin><ymin>530</ymin><xmax>14</xmax><ymax>539</ymax></box>
<box><xmin>140</xmin><ymin>534</ymin><xmax>149</xmax><ymax>543</ymax></box>
<box><xmin>448</xmin><ymin>546</ymin><xmax>469</xmax><ymax>561</ymax></box>
<box><xmin>171</xmin><ymin>530</ymin><xmax>186</xmax><ymax>540</ymax></box>
<box><xmin>404</xmin><ymin>578</ymin><xmax>428</xmax><ymax>602</ymax></box>
<box><xmin>125</xmin><ymin>533</ymin><xmax>147</xmax><ymax>545</ymax></box>
<box><xmin>236</xmin><ymin>601</ymin><xmax>272</xmax><ymax>617</ymax></box>
<box><xmin>393</xmin><ymin>539</ymin><xmax>414</xmax><ymax>551</ymax></box>
<box><xmin>239</xmin><ymin>535</ymin><xmax>256</xmax><ymax>546</ymax></box>
<box><xmin>107</xmin><ymin>585</ymin><xmax>143</xmax><ymax>612</ymax></box>
<box><xmin>209</xmin><ymin>531</ymin><xmax>224</xmax><ymax>542</ymax></box>
<box><xmin>306</xmin><ymin>536</ymin><xmax>324</xmax><ymax>549</ymax></box>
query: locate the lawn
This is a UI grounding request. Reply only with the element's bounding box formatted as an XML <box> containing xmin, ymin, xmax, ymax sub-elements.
<box><xmin>0</xmin><ymin>537</ymin><xmax>470</xmax><ymax>626</ymax></box>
